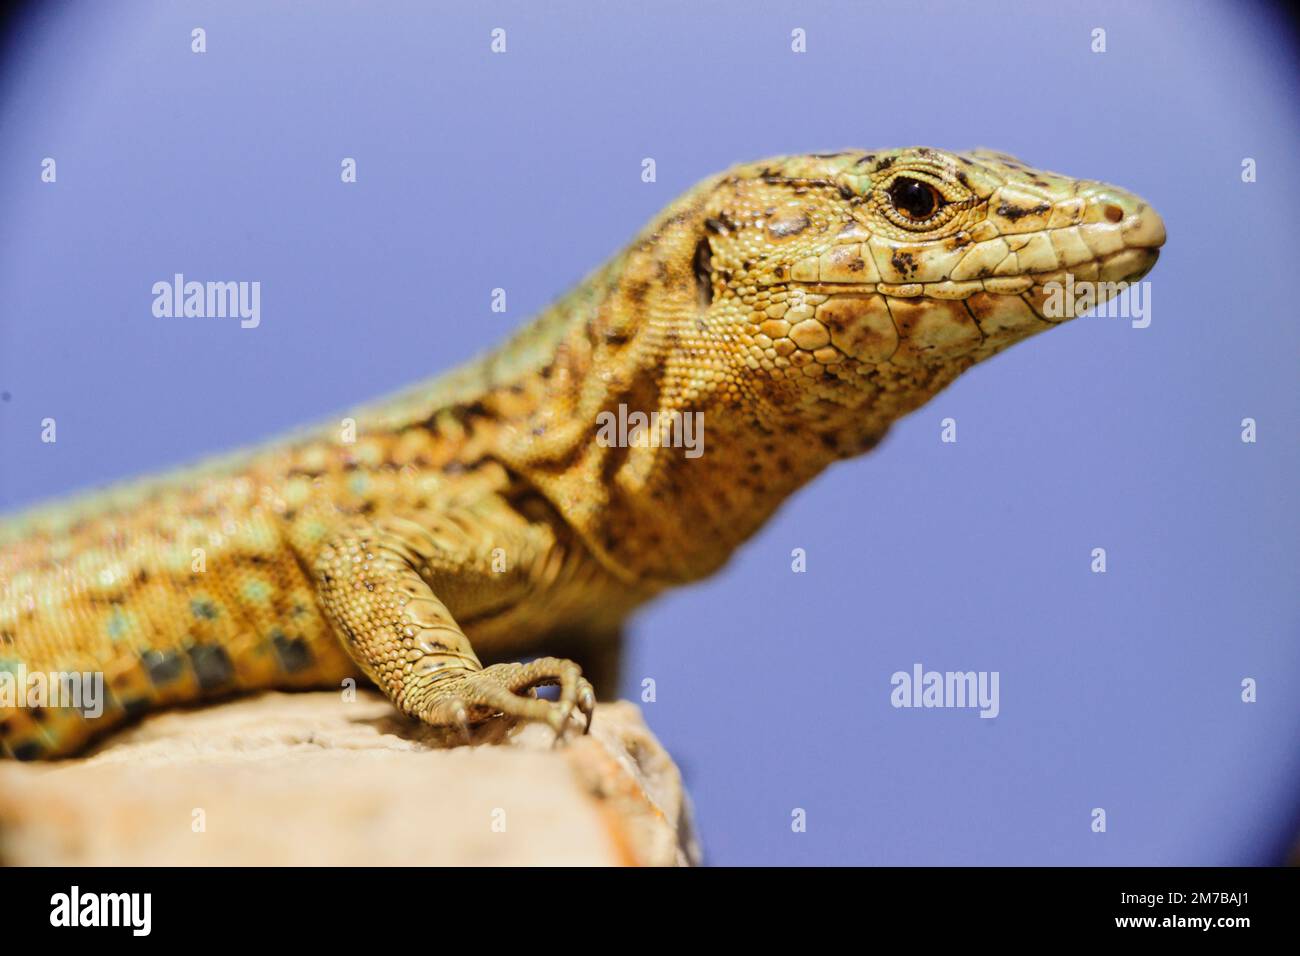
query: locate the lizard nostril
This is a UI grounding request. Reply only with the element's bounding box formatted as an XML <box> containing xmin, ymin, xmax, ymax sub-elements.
<box><xmin>1103</xmin><ymin>204</ymin><xmax>1124</xmax><ymax>223</ymax></box>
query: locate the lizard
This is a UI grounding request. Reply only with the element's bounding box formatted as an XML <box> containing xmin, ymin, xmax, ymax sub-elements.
<box><xmin>0</xmin><ymin>147</ymin><xmax>1164</xmax><ymax>760</ymax></box>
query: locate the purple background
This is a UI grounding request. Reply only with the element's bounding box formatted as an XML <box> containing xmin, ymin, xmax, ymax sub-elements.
<box><xmin>1</xmin><ymin>0</ymin><xmax>1297</xmax><ymax>865</ymax></box>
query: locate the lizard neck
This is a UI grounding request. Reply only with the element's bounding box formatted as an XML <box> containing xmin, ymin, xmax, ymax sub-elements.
<box><xmin>495</xmin><ymin>245</ymin><xmax>854</xmax><ymax>586</ymax></box>
<box><xmin>530</xmin><ymin>411</ymin><xmax>843</xmax><ymax>586</ymax></box>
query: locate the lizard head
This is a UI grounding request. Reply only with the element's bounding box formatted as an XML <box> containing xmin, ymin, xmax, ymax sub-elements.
<box><xmin>642</xmin><ymin>146</ymin><xmax>1165</xmax><ymax>455</ymax></box>
<box><xmin>506</xmin><ymin>148</ymin><xmax>1164</xmax><ymax>580</ymax></box>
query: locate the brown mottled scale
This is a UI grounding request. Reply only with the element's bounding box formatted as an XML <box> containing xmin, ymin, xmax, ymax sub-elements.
<box><xmin>0</xmin><ymin>148</ymin><xmax>1164</xmax><ymax>758</ymax></box>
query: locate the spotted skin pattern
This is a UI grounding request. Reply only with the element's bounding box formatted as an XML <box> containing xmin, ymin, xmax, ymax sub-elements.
<box><xmin>0</xmin><ymin>148</ymin><xmax>1164</xmax><ymax>759</ymax></box>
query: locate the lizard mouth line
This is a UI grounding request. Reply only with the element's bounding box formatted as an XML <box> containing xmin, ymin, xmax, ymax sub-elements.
<box><xmin>783</xmin><ymin>248</ymin><xmax>1160</xmax><ymax>300</ymax></box>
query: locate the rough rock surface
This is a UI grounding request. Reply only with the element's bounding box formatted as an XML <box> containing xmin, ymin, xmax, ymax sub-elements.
<box><xmin>0</xmin><ymin>692</ymin><xmax>699</xmax><ymax>866</ymax></box>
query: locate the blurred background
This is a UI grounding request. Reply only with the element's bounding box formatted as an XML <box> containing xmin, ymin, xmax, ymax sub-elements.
<box><xmin>0</xmin><ymin>0</ymin><xmax>1296</xmax><ymax>864</ymax></box>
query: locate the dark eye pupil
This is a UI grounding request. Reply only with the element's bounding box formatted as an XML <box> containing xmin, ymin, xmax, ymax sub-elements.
<box><xmin>888</xmin><ymin>177</ymin><xmax>939</xmax><ymax>220</ymax></box>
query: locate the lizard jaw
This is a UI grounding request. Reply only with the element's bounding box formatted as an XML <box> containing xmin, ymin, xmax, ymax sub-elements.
<box><xmin>752</xmin><ymin>242</ymin><xmax>1164</xmax><ymax>369</ymax></box>
<box><xmin>780</xmin><ymin>245</ymin><xmax>1159</xmax><ymax>300</ymax></box>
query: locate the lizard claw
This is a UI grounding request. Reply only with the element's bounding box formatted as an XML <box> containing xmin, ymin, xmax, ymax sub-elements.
<box><xmin>416</xmin><ymin>657</ymin><xmax>593</xmax><ymax>746</ymax></box>
<box><xmin>577</xmin><ymin>683</ymin><xmax>596</xmax><ymax>734</ymax></box>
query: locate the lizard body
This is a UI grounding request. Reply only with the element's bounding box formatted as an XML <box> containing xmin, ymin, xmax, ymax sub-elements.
<box><xmin>0</xmin><ymin>148</ymin><xmax>1164</xmax><ymax>759</ymax></box>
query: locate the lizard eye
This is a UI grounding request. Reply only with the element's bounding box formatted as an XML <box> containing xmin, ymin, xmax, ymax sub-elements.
<box><xmin>887</xmin><ymin>177</ymin><xmax>943</xmax><ymax>221</ymax></box>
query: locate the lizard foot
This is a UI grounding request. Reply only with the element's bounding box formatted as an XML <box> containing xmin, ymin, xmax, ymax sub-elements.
<box><xmin>420</xmin><ymin>658</ymin><xmax>595</xmax><ymax>742</ymax></box>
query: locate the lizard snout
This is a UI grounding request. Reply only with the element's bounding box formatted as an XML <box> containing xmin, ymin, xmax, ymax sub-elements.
<box><xmin>1077</xmin><ymin>182</ymin><xmax>1165</xmax><ymax>283</ymax></box>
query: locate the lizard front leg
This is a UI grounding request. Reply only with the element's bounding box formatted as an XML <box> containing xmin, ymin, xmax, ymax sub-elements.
<box><xmin>294</xmin><ymin>506</ymin><xmax>594</xmax><ymax>738</ymax></box>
